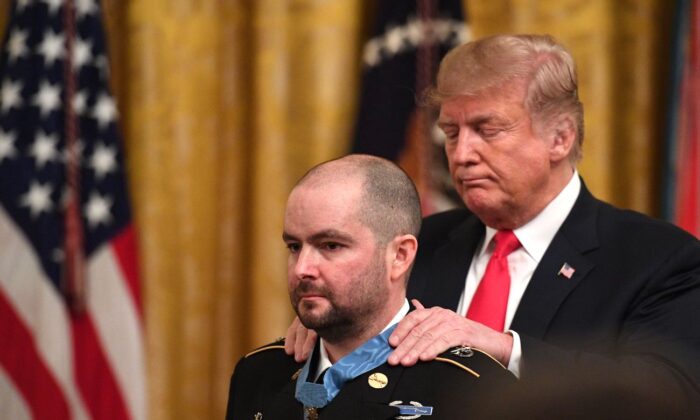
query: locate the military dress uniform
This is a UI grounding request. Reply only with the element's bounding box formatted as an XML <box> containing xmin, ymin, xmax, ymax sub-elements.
<box><xmin>225</xmin><ymin>339</ymin><xmax>515</xmax><ymax>420</ymax></box>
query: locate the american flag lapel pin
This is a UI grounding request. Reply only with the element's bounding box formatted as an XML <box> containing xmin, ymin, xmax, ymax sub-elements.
<box><xmin>558</xmin><ymin>263</ymin><xmax>575</xmax><ymax>279</ymax></box>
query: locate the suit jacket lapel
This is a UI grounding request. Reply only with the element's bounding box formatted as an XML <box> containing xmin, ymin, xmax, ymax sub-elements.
<box><xmin>510</xmin><ymin>182</ymin><xmax>600</xmax><ymax>338</ymax></box>
<box><xmin>423</xmin><ymin>217</ymin><xmax>485</xmax><ymax>310</ymax></box>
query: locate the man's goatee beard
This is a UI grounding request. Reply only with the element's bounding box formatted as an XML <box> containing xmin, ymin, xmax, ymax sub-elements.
<box><xmin>295</xmin><ymin>304</ymin><xmax>362</xmax><ymax>343</ymax></box>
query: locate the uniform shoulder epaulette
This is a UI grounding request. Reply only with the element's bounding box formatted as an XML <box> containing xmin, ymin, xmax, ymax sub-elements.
<box><xmin>434</xmin><ymin>346</ymin><xmax>507</xmax><ymax>378</ymax></box>
<box><xmin>244</xmin><ymin>337</ymin><xmax>286</xmax><ymax>358</ymax></box>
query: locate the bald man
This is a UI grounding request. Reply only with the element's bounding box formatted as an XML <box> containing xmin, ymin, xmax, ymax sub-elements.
<box><xmin>226</xmin><ymin>155</ymin><xmax>514</xmax><ymax>420</ymax></box>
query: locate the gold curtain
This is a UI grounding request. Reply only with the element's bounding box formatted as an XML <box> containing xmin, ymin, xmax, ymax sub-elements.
<box><xmin>108</xmin><ymin>1</ymin><xmax>363</xmax><ymax>419</ymax></box>
<box><xmin>466</xmin><ymin>0</ymin><xmax>675</xmax><ymax>213</ymax></box>
<box><xmin>0</xmin><ymin>0</ymin><xmax>675</xmax><ymax>419</ymax></box>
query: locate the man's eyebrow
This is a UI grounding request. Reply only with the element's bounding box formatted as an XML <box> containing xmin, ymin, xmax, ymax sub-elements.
<box><xmin>282</xmin><ymin>229</ymin><xmax>355</xmax><ymax>243</ymax></box>
<box><xmin>437</xmin><ymin>115</ymin><xmax>457</xmax><ymax>126</ymax></box>
<box><xmin>439</xmin><ymin>113</ymin><xmax>503</xmax><ymax>127</ymax></box>
<box><xmin>282</xmin><ymin>232</ymin><xmax>297</xmax><ymax>242</ymax></box>
<box><xmin>308</xmin><ymin>229</ymin><xmax>354</xmax><ymax>243</ymax></box>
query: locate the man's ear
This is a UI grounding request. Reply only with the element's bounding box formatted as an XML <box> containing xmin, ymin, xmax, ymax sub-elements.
<box><xmin>388</xmin><ymin>234</ymin><xmax>418</xmax><ymax>283</ymax></box>
<box><xmin>549</xmin><ymin>114</ymin><xmax>576</xmax><ymax>163</ymax></box>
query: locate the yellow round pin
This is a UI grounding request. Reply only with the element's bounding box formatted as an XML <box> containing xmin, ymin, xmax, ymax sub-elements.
<box><xmin>368</xmin><ymin>372</ymin><xmax>388</xmax><ymax>389</ymax></box>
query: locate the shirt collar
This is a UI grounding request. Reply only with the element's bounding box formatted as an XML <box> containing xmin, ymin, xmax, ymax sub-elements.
<box><xmin>316</xmin><ymin>299</ymin><xmax>409</xmax><ymax>378</ymax></box>
<box><xmin>483</xmin><ymin>171</ymin><xmax>580</xmax><ymax>263</ymax></box>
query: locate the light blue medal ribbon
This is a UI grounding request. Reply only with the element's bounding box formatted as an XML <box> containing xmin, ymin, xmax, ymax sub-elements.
<box><xmin>295</xmin><ymin>324</ymin><xmax>397</xmax><ymax>413</ymax></box>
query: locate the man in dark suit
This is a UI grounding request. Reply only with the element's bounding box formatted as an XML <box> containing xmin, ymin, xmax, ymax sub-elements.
<box><xmin>385</xmin><ymin>33</ymin><xmax>700</xmax><ymax>414</ymax></box>
<box><xmin>226</xmin><ymin>155</ymin><xmax>514</xmax><ymax>420</ymax></box>
<box><xmin>287</xmin><ymin>34</ymin><xmax>700</xmax><ymax>416</ymax></box>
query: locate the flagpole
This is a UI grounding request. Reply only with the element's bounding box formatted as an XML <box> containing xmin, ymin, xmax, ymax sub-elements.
<box><xmin>62</xmin><ymin>0</ymin><xmax>86</xmax><ymax>314</ymax></box>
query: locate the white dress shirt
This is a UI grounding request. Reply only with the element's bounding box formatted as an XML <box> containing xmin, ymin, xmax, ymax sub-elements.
<box><xmin>455</xmin><ymin>172</ymin><xmax>581</xmax><ymax>377</ymax></box>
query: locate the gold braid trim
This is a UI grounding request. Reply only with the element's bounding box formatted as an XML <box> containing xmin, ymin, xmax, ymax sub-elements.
<box><xmin>434</xmin><ymin>357</ymin><xmax>480</xmax><ymax>378</ymax></box>
<box><xmin>245</xmin><ymin>345</ymin><xmax>286</xmax><ymax>358</ymax></box>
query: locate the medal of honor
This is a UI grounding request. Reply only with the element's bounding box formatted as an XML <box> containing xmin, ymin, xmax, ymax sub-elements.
<box><xmin>305</xmin><ymin>406</ymin><xmax>319</xmax><ymax>420</ymax></box>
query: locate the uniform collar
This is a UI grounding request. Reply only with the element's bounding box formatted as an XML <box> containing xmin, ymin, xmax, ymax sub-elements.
<box><xmin>315</xmin><ymin>299</ymin><xmax>409</xmax><ymax>380</ymax></box>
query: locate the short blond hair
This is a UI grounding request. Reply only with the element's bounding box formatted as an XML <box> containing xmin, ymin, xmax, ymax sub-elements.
<box><xmin>428</xmin><ymin>34</ymin><xmax>584</xmax><ymax>162</ymax></box>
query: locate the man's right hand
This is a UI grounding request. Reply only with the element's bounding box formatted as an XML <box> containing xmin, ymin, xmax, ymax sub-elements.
<box><xmin>284</xmin><ymin>316</ymin><xmax>317</xmax><ymax>362</ymax></box>
<box><xmin>387</xmin><ymin>300</ymin><xmax>514</xmax><ymax>367</ymax></box>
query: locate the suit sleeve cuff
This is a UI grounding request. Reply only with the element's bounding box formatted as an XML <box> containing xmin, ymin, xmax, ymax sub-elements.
<box><xmin>506</xmin><ymin>330</ymin><xmax>522</xmax><ymax>378</ymax></box>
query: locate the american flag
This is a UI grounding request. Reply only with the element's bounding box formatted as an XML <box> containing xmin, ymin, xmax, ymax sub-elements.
<box><xmin>0</xmin><ymin>1</ymin><xmax>145</xmax><ymax>419</ymax></box>
<box><xmin>558</xmin><ymin>263</ymin><xmax>576</xmax><ymax>279</ymax></box>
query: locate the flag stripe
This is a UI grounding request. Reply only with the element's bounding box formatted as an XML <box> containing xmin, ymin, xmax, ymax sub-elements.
<box><xmin>0</xmin><ymin>206</ymin><xmax>90</xmax><ymax>420</ymax></box>
<box><xmin>111</xmin><ymin>226</ymin><xmax>143</xmax><ymax>318</ymax></box>
<box><xmin>0</xmin><ymin>290</ymin><xmax>70</xmax><ymax>420</ymax></box>
<box><xmin>72</xmin><ymin>315</ymin><xmax>130</xmax><ymax>420</ymax></box>
<box><xmin>0</xmin><ymin>360</ymin><xmax>33</xmax><ymax>420</ymax></box>
<box><xmin>88</xmin><ymin>242</ymin><xmax>146</xmax><ymax>420</ymax></box>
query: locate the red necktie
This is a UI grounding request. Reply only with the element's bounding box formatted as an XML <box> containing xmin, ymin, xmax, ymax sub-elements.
<box><xmin>466</xmin><ymin>230</ymin><xmax>521</xmax><ymax>331</ymax></box>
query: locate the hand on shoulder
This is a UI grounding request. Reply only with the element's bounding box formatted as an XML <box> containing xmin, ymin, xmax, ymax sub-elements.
<box><xmin>387</xmin><ymin>300</ymin><xmax>514</xmax><ymax>367</ymax></box>
<box><xmin>284</xmin><ymin>316</ymin><xmax>317</xmax><ymax>362</ymax></box>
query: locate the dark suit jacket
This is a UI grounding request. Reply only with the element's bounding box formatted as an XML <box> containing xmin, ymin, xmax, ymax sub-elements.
<box><xmin>226</xmin><ymin>340</ymin><xmax>515</xmax><ymax>420</ymax></box>
<box><xmin>407</xmin><ymin>182</ymin><xmax>700</xmax><ymax>415</ymax></box>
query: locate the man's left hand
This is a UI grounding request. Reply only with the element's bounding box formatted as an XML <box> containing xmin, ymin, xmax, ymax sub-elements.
<box><xmin>387</xmin><ymin>299</ymin><xmax>514</xmax><ymax>366</ymax></box>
